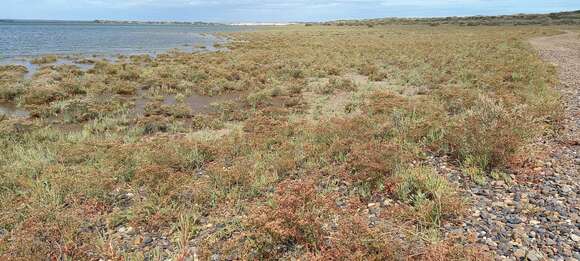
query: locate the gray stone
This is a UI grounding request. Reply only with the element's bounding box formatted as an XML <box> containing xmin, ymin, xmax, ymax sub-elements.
<box><xmin>143</xmin><ymin>236</ymin><xmax>153</xmax><ymax>245</ymax></box>
<box><xmin>527</xmin><ymin>250</ymin><xmax>543</xmax><ymax>261</ymax></box>
<box><xmin>513</xmin><ymin>248</ymin><xmax>526</xmax><ymax>258</ymax></box>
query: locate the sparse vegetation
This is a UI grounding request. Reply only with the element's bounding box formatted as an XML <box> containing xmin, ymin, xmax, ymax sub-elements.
<box><xmin>30</xmin><ymin>55</ymin><xmax>58</xmax><ymax>64</ymax></box>
<box><xmin>324</xmin><ymin>10</ymin><xmax>580</xmax><ymax>26</ymax></box>
<box><xmin>0</xmin><ymin>23</ymin><xmax>565</xmax><ymax>259</ymax></box>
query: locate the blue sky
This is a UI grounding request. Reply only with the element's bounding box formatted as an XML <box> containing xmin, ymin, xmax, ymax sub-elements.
<box><xmin>2</xmin><ymin>0</ymin><xmax>579</xmax><ymax>22</ymax></box>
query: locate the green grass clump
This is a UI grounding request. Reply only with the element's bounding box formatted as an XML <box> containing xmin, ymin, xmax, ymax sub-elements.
<box><xmin>396</xmin><ymin>167</ymin><xmax>461</xmax><ymax>228</ymax></box>
<box><xmin>0</xmin><ymin>65</ymin><xmax>29</xmax><ymax>100</ymax></box>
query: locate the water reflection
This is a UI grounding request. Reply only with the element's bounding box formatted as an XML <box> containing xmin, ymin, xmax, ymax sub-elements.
<box><xmin>0</xmin><ymin>102</ymin><xmax>29</xmax><ymax>118</ymax></box>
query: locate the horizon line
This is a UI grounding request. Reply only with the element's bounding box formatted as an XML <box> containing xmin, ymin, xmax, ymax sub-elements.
<box><xmin>1</xmin><ymin>8</ymin><xmax>578</xmax><ymax>24</ymax></box>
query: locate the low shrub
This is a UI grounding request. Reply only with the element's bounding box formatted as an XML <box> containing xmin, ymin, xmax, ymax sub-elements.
<box><xmin>444</xmin><ymin>94</ymin><xmax>527</xmax><ymax>170</ymax></box>
<box><xmin>358</xmin><ymin>63</ymin><xmax>379</xmax><ymax>76</ymax></box>
<box><xmin>30</xmin><ymin>55</ymin><xmax>58</xmax><ymax>65</ymax></box>
<box><xmin>247</xmin><ymin>179</ymin><xmax>334</xmax><ymax>258</ymax></box>
<box><xmin>23</xmin><ymin>85</ymin><xmax>64</xmax><ymax>105</ymax></box>
<box><xmin>396</xmin><ymin>167</ymin><xmax>462</xmax><ymax>227</ymax></box>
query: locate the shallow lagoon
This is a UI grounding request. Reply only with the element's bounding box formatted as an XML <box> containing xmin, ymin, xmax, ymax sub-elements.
<box><xmin>0</xmin><ymin>20</ymin><xmax>242</xmax><ymax>59</ymax></box>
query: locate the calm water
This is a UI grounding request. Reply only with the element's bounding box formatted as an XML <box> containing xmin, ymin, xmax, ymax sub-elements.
<box><xmin>0</xmin><ymin>20</ymin><xmax>248</xmax><ymax>118</ymax></box>
<box><xmin>0</xmin><ymin>20</ymin><xmax>244</xmax><ymax>59</ymax></box>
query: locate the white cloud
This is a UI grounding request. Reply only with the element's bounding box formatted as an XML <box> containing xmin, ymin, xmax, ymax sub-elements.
<box><xmin>76</xmin><ymin>0</ymin><xmax>393</xmax><ymax>8</ymax></box>
<box><xmin>1</xmin><ymin>0</ymin><xmax>578</xmax><ymax>21</ymax></box>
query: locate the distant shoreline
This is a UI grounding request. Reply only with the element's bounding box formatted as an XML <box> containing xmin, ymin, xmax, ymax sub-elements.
<box><xmin>0</xmin><ymin>19</ymin><xmax>227</xmax><ymax>26</ymax></box>
<box><xmin>229</xmin><ymin>22</ymin><xmax>300</xmax><ymax>26</ymax></box>
<box><xmin>93</xmin><ymin>20</ymin><xmax>225</xmax><ymax>26</ymax></box>
<box><xmin>0</xmin><ymin>19</ymin><xmax>302</xmax><ymax>26</ymax></box>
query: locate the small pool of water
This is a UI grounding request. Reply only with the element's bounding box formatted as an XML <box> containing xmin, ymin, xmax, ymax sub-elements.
<box><xmin>133</xmin><ymin>89</ymin><xmax>244</xmax><ymax>116</ymax></box>
<box><xmin>0</xmin><ymin>102</ymin><xmax>29</xmax><ymax>118</ymax></box>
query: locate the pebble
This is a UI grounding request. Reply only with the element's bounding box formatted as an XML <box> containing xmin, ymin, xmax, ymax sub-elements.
<box><xmin>126</xmin><ymin>226</ymin><xmax>135</xmax><ymax>235</ymax></box>
<box><xmin>117</xmin><ymin>226</ymin><xmax>127</xmax><ymax>233</ymax></box>
<box><xmin>439</xmin><ymin>33</ymin><xmax>580</xmax><ymax>259</ymax></box>
<box><xmin>143</xmin><ymin>236</ymin><xmax>153</xmax><ymax>245</ymax></box>
<box><xmin>527</xmin><ymin>250</ymin><xmax>543</xmax><ymax>261</ymax></box>
<box><xmin>513</xmin><ymin>248</ymin><xmax>526</xmax><ymax>258</ymax></box>
<box><xmin>452</xmin><ymin>33</ymin><xmax>580</xmax><ymax>260</ymax></box>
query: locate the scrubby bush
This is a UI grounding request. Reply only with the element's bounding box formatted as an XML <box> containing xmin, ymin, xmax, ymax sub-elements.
<box><xmin>23</xmin><ymin>85</ymin><xmax>64</xmax><ymax>105</ymax></box>
<box><xmin>246</xmin><ymin>89</ymin><xmax>271</xmax><ymax>107</ymax></box>
<box><xmin>445</xmin><ymin>94</ymin><xmax>527</xmax><ymax>171</ymax></box>
<box><xmin>248</xmin><ymin>179</ymin><xmax>334</xmax><ymax>258</ymax></box>
<box><xmin>369</xmin><ymin>70</ymin><xmax>388</xmax><ymax>81</ymax></box>
<box><xmin>396</xmin><ymin>167</ymin><xmax>462</xmax><ymax>227</ymax></box>
<box><xmin>0</xmin><ymin>66</ymin><xmax>29</xmax><ymax>100</ymax></box>
<box><xmin>358</xmin><ymin>63</ymin><xmax>379</xmax><ymax>76</ymax></box>
<box><xmin>30</xmin><ymin>55</ymin><xmax>58</xmax><ymax>65</ymax></box>
<box><xmin>59</xmin><ymin>99</ymin><xmax>98</xmax><ymax>123</ymax></box>
<box><xmin>0</xmin><ymin>82</ymin><xmax>28</xmax><ymax>101</ymax></box>
<box><xmin>314</xmin><ymin>78</ymin><xmax>356</xmax><ymax>94</ymax></box>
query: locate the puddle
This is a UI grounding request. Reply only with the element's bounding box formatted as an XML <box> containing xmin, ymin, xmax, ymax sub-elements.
<box><xmin>165</xmin><ymin>93</ymin><xmax>242</xmax><ymax>112</ymax></box>
<box><xmin>133</xmin><ymin>88</ymin><xmax>149</xmax><ymax>115</ymax></box>
<box><xmin>133</xmin><ymin>88</ymin><xmax>245</xmax><ymax>116</ymax></box>
<box><xmin>0</xmin><ymin>102</ymin><xmax>29</xmax><ymax>118</ymax></box>
<box><xmin>0</xmin><ymin>88</ymin><xmax>244</xmax><ymax>121</ymax></box>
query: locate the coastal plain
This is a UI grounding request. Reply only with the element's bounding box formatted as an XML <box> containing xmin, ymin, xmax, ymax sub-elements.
<box><xmin>0</xmin><ymin>24</ymin><xmax>577</xmax><ymax>259</ymax></box>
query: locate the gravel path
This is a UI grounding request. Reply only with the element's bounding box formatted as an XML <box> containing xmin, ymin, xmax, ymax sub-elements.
<box><xmin>441</xmin><ymin>31</ymin><xmax>580</xmax><ymax>260</ymax></box>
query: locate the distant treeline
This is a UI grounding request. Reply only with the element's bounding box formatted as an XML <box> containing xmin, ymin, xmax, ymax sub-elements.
<box><xmin>318</xmin><ymin>10</ymin><xmax>580</xmax><ymax>26</ymax></box>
